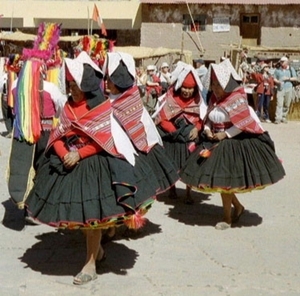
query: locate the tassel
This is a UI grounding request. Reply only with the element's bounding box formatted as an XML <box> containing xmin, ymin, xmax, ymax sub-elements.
<box><xmin>199</xmin><ymin>143</ymin><xmax>219</xmax><ymax>158</ymax></box>
<box><xmin>124</xmin><ymin>210</ymin><xmax>147</xmax><ymax>229</ymax></box>
<box><xmin>199</xmin><ymin>148</ymin><xmax>211</xmax><ymax>158</ymax></box>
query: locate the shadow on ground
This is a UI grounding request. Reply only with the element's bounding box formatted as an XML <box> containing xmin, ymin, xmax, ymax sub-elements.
<box><xmin>1</xmin><ymin>199</ymin><xmax>26</xmax><ymax>231</ymax></box>
<box><xmin>19</xmin><ymin>220</ymin><xmax>162</xmax><ymax>277</ymax></box>
<box><xmin>19</xmin><ymin>230</ymin><xmax>137</xmax><ymax>276</ymax></box>
<box><xmin>157</xmin><ymin>188</ymin><xmax>263</xmax><ymax>228</ymax></box>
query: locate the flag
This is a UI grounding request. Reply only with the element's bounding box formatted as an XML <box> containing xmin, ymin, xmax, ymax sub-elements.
<box><xmin>92</xmin><ymin>4</ymin><xmax>107</xmax><ymax>37</ymax></box>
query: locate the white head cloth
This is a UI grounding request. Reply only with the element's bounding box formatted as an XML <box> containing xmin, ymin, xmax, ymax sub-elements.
<box><xmin>106</xmin><ymin>52</ymin><xmax>163</xmax><ymax>166</ymax></box>
<box><xmin>202</xmin><ymin>58</ymin><xmax>242</xmax><ymax>91</ymax></box>
<box><xmin>64</xmin><ymin>51</ymin><xmax>102</xmax><ymax>90</ymax></box>
<box><xmin>170</xmin><ymin>61</ymin><xmax>207</xmax><ymax>119</ymax></box>
<box><xmin>171</xmin><ymin>61</ymin><xmax>203</xmax><ymax>91</ymax></box>
<box><xmin>103</xmin><ymin>51</ymin><xmax>136</xmax><ymax>79</ymax></box>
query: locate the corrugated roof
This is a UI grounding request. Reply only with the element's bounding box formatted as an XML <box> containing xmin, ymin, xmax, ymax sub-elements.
<box><xmin>140</xmin><ymin>0</ymin><xmax>300</xmax><ymax>4</ymax></box>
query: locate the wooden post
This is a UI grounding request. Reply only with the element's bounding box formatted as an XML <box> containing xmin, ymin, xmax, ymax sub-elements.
<box><xmin>180</xmin><ymin>30</ymin><xmax>184</xmax><ymax>61</ymax></box>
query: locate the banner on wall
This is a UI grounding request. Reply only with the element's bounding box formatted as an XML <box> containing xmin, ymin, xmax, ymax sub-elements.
<box><xmin>213</xmin><ymin>17</ymin><xmax>230</xmax><ymax>32</ymax></box>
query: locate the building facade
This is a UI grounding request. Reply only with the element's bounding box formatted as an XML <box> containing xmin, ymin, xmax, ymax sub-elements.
<box><xmin>1</xmin><ymin>0</ymin><xmax>300</xmax><ymax>62</ymax></box>
<box><xmin>140</xmin><ymin>0</ymin><xmax>300</xmax><ymax>62</ymax></box>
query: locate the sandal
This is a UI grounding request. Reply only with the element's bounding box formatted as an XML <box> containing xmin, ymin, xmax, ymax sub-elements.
<box><xmin>73</xmin><ymin>272</ymin><xmax>97</xmax><ymax>285</ymax></box>
<box><xmin>215</xmin><ymin>222</ymin><xmax>231</xmax><ymax>230</ymax></box>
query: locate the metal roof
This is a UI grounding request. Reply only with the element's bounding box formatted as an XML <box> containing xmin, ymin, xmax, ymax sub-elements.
<box><xmin>140</xmin><ymin>0</ymin><xmax>300</xmax><ymax>4</ymax></box>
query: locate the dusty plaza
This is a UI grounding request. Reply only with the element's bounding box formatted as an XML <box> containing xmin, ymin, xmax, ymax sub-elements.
<box><xmin>0</xmin><ymin>118</ymin><xmax>300</xmax><ymax>295</ymax></box>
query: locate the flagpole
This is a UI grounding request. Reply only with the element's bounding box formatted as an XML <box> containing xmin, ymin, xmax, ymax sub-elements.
<box><xmin>185</xmin><ymin>1</ymin><xmax>204</xmax><ymax>53</ymax></box>
<box><xmin>10</xmin><ymin>6</ymin><xmax>14</xmax><ymax>32</ymax></box>
<box><xmin>87</xmin><ymin>6</ymin><xmax>90</xmax><ymax>35</ymax></box>
<box><xmin>90</xmin><ymin>7</ymin><xmax>93</xmax><ymax>36</ymax></box>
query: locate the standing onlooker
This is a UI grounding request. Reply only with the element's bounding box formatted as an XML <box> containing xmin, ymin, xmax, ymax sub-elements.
<box><xmin>143</xmin><ymin>65</ymin><xmax>162</xmax><ymax>115</ymax></box>
<box><xmin>194</xmin><ymin>59</ymin><xmax>208</xmax><ymax>82</ymax></box>
<box><xmin>0</xmin><ymin>55</ymin><xmax>21</xmax><ymax>138</ymax></box>
<box><xmin>251</xmin><ymin>63</ymin><xmax>275</xmax><ymax>123</ymax></box>
<box><xmin>273</xmin><ymin>56</ymin><xmax>298</xmax><ymax>124</ymax></box>
<box><xmin>146</xmin><ymin>64</ymin><xmax>162</xmax><ymax>97</ymax></box>
<box><xmin>158</xmin><ymin>62</ymin><xmax>172</xmax><ymax>94</ymax></box>
<box><xmin>194</xmin><ymin>59</ymin><xmax>208</xmax><ymax>103</ymax></box>
<box><xmin>238</xmin><ymin>51</ymin><xmax>250</xmax><ymax>84</ymax></box>
<box><xmin>0</xmin><ymin>61</ymin><xmax>13</xmax><ymax>137</ymax></box>
<box><xmin>136</xmin><ymin>65</ymin><xmax>147</xmax><ymax>97</ymax></box>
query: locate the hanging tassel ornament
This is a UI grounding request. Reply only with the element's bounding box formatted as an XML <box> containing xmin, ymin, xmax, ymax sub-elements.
<box><xmin>124</xmin><ymin>210</ymin><xmax>147</xmax><ymax>229</ymax></box>
<box><xmin>199</xmin><ymin>143</ymin><xmax>219</xmax><ymax>158</ymax></box>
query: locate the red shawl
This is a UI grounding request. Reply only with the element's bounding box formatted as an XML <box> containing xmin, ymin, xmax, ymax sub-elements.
<box><xmin>47</xmin><ymin>85</ymin><xmax>151</xmax><ymax>156</ymax></box>
<box><xmin>111</xmin><ymin>85</ymin><xmax>150</xmax><ymax>153</ymax></box>
<box><xmin>155</xmin><ymin>87</ymin><xmax>201</xmax><ymax>125</ymax></box>
<box><xmin>47</xmin><ymin>99</ymin><xmax>123</xmax><ymax>157</ymax></box>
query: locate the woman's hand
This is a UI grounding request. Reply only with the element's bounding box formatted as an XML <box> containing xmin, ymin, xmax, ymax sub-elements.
<box><xmin>213</xmin><ymin>132</ymin><xmax>227</xmax><ymax>141</ymax></box>
<box><xmin>189</xmin><ymin>127</ymin><xmax>199</xmax><ymax>140</ymax></box>
<box><xmin>63</xmin><ymin>151</ymin><xmax>81</xmax><ymax>169</ymax></box>
<box><xmin>205</xmin><ymin>129</ymin><xmax>214</xmax><ymax>140</ymax></box>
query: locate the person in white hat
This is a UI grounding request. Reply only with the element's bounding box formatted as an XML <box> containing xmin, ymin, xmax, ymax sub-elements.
<box><xmin>158</xmin><ymin>62</ymin><xmax>172</xmax><ymax>94</ymax></box>
<box><xmin>250</xmin><ymin>63</ymin><xmax>275</xmax><ymax>123</ymax></box>
<box><xmin>144</xmin><ymin>64</ymin><xmax>162</xmax><ymax>114</ymax></box>
<box><xmin>180</xmin><ymin>59</ymin><xmax>285</xmax><ymax>230</ymax></box>
<box><xmin>273</xmin><ymin>56</ymin><xmax>298</xmax><ymax>124</ymax></box>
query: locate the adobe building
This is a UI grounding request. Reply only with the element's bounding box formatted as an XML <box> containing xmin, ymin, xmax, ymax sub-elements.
<box><xmin>1</xmin><ymin>0</ymin><xmax>300</xmax><ymax>63</ymax></box>
<box><xmin>140</xmin><ymin>0</ymin><xmax>300</xmax><ymax>63</ymax></box>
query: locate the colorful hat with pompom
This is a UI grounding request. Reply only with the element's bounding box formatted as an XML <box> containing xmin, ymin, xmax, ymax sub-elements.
<box><xmin>22</xmin><ymin>22</ymin><xmax>62</xmax><ymax>61</ymax></box>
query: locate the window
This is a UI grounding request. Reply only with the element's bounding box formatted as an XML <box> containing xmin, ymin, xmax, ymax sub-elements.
<box><xmin>183</xmin><ymin>14</ymin><xmax>206</xmax><ymax>32</ymax></box>
<box><xmin>242</xmin><ymin>15</ymin><xmax>258</xmax><ymax>24</ymax></box>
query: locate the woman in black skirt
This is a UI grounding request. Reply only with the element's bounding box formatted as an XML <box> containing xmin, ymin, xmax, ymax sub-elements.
<box><xmin>26</xmin><ymin>51</ymin><xmax>178</xmax><ymax>285</ymax></box>
<box><xmin>154</xmin><ymin>62</ymin><xmax>207</xmax><ymax>204</ymax></box>
<box><xmin>180</xmin><ymin>59</ymin><xmax>285</xmax><ymax>230</ymax></box>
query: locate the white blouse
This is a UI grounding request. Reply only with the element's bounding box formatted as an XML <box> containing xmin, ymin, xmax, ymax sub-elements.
<box><xmin>204</xmin><ymin>105</ymin><xmax>264</xmax><ymax>138</ymax></box>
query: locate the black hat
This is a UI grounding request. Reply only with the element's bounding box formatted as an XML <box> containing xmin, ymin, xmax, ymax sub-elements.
<box><xmin>110</xmin><ymin>60</ymin><xmax>135</xmax><ymax>91</ymax></box>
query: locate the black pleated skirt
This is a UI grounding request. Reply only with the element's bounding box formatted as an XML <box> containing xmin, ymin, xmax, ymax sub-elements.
<box><xmin>179</xmin><ymin>132</ymin><xmax>285</xmax><ymax>193</ymax></box>
<box><xmin>26</xmin><ymin>144</ymin><xmax>179</xmax><ymax>229</ymax></box>
<box><xmin>156</xmin><ymin>125</ymin><xmax>193</xmax><ymax>170</ymax></box>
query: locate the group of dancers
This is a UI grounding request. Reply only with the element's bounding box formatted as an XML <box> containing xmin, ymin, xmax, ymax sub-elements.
<box><xmin>5</xmin><ymin>23</ymin><xmax>285</xmax><ymax>285</ymax></box>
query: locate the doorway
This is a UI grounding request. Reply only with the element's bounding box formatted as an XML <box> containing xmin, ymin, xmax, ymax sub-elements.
<box><xmin>240</xmin><ymin>13</ymin><xmax>260</xmax><ymax>45</ymax></box>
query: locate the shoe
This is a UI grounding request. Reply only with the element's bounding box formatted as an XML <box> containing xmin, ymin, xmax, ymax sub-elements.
<box><xmin>73</xmin><ymin>272</ymin><xmax>97</xmax><ymax>285</ymax></box>
<box><xmin>274</xmin><ymin>120</ymin><xmax>280</xmax><ymax>124</ymax></box>
<box><xmin>281</xmin><ymin>119</ymin><xmax>288</xmax><ymax>124</ymax></box>
<box><xmin>24</xmin><ymin>210</ymin><xmax>41</xmax><ymax>225</ymax></box>
<box><xmin>232</xmin><ymin>206</ymin><xmax>245</xmax><ymax>224</ymax></box>
<box><xmin>265</xmin><ymin>119</ymin><xmax>271</xmax><ymax>123</ymax></box>
<box><xmin>25</xmin><ymin>216</ymin><xmax>41</xmax><ymax>225</ymax></box>
<box><xmin>215</xmin><ymin>222</ymin><xmax>231</xmax><ymax>230</ymax></box>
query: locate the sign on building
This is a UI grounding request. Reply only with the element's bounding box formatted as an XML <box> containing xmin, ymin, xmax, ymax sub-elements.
<box><xmin>213</xmin><ymin>17</ymin><xmax>230</xmax><ymax>33</ymax></box>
